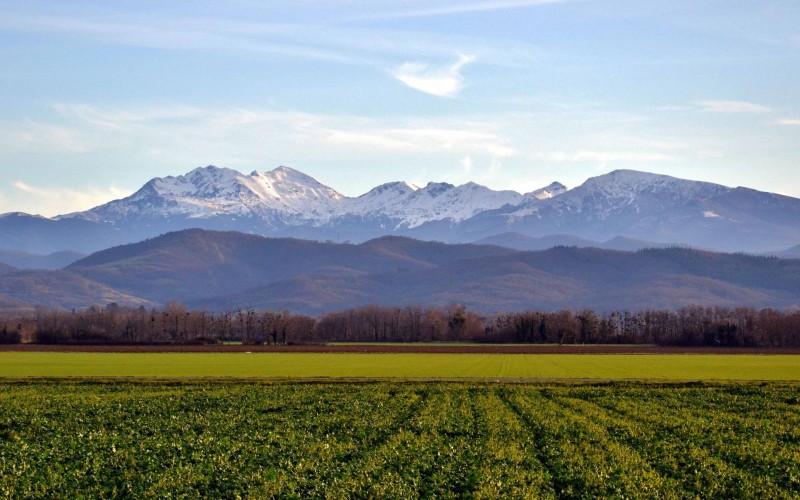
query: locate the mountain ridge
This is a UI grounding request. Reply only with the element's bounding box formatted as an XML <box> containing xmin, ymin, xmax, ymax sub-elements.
<box><xmin>3</xmin><ymin>166</ymin><xmax>800</xmax><ymax>254</ymax></box>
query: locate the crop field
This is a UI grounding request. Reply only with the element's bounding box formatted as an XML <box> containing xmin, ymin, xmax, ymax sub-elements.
<box><xmin>2</xmin><ymin>352</ymin><xmax>800</xmax><ymax>380</ymax></box>
<box><xmin>1</xmin><ymin>381</ymin><xmax>799</xmax><ymax>497</ymax></box>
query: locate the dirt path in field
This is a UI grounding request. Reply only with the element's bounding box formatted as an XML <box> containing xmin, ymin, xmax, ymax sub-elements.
<box><xmin>2</xmin><ymin>344</ymin><xmax>799</xmax><ymax>354</ymax></box>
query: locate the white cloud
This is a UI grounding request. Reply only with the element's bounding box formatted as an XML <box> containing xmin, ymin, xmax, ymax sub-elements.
<box><xmin>533</xmin><ymin>151</ymin><xmax>674</xmax><ymax>163</ymax></box>
<box><xmin>325</xmin><ymin>125</ymin><xmax>514</xmax><ymax>157</ymax></box>
<box><xmin>1</xmin><ymin>103</ymin><xmax>516</xmax><ymax>179</ymax></box>
<box><xmin>392</xmin><ymin>54</ymin><xmax>475</xmax><ymax>97</ymax></box>
<box><xmin>775</xmin><ymin>118</ymin><xmax>800</xmax><ymax>126</ymax></box>
<box><xmin>695</xmin><ymin>100</ymin><xmax>771</xmax><ymax>114</ymax></box>
<box><xmin>460</xmin><ymin>156</ymin><xmax>473</xmax><ymax>173</ymax></box>
<box><xmin>0</xmin><ymin>122</ymin><xmax>91</xmax><ymax>154</ymax></box>
<box><xmin>353</xmin><ymin>0</ymin><xmax>572</xmax><ymax>21</ymax></box>
<box><xmin>0</xmin><ymin>8</ymin><xmax>542</xmax><ymax>72</ymax></box>
<box><xmin>7</xmin><ymin>181</ymin><xmax>128</xmax><ymax>217</ymax></box>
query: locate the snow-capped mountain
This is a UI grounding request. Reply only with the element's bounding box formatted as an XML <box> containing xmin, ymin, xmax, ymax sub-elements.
<box><xmin>70</xmin><ymin>166</ymin><xmax>344</xmax><ymax>225</ymax></box>
<box><xmin>67</xmin><ymin>165</ymin><xmax>547</xmax><ymax>230</ymax></box>
<box><xmin>460</xmin><ymin>169</ymin><xmax>800</xmax><ymax>251</ymax></box>
<box><xmin>523</xmin><ymin>181</ymin><xmax>568</xmax><ymax>202</ymax></box>
<box><xmin>344</xmin><ymin>180</ymin><xmax>524</xmax><ymax>228</ymax></box>
<box><xmin>3</xmin><ymin>165</ymin><xmax>800</xmax><ymax>255</ymax></box>
<box><xmin>506</xmin><ymin>170</ymin><xmax>728</xmax><ymax>221</ymax></box>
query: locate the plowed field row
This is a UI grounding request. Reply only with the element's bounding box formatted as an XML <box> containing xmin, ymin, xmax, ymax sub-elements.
<box><xmin>1</xmin><ymin>382</ymin><xmax>798</xmax><ymax>497</ymax></box>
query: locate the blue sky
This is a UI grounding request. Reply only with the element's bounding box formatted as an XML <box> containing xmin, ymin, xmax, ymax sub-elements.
<box><xmin>1</xmin><ymin>0</ymin><xmax>799</xmax><ymax>216</ymax></box>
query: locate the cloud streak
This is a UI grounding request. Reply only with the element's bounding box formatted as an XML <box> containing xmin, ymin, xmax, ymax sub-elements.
<box><xmin>351</xmin><ymin>0</ymin><xmax>572</xmax><ymax>21</ymax></box>
<box><xmin>695</xmin><ymin>100</ymin><xmax>771</xmax><ymax>114</ymax></box>
<box><xmin>7</xmin><ymin>181</ymin><xmax>128</xmax><ymax>217</ymax></box>
<box><xmin>532</xmin><ymin>151</ymin><xmax>674</xmax><ymax>163</ymax></box>
<box><xmin>393</xmin><ymin>54</ymin><xmax>476</xmax><ymax>97</ymax></box>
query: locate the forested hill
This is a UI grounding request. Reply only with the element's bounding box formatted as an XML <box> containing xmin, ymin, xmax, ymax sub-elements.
<box><xmin>0</xmin><ymin>229</ymin><xmax>797</xmax><ymax>314</ymax></box>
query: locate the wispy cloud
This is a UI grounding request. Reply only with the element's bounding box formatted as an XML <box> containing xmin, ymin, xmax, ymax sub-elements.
<box><xmin>0</xmin><ymin>122</ymin><xmax>91</xmax><ymax>154</ymax></box>
<box><xmin>0</xmin><ymin>7</ymin><xmax>541</xmax><ymax>70</ymax></box>
<box><xmin>695</xmin><ymin>100</ymin><xmax>771</xmax><ymax>114</ymax></box>
<box><xmin>393</xmin><ymin>54</ymin><xmax>475</xmax><ymax>97</ymax></box>
<box><xmin>324</xmin><ymin>124</ymin><xmax>514</xmax><ymax>157</ymax></box>
<box><xmin>6</xmin><ymin>102</ymin><xmax>515</xmax><ymax>166</ymax></box>
<box><xmin>8</xmin><ymin>181</ymin><xmax>128</xmax><ymax>217</ymax></box>
<box><xmin>351</xmin><ymin>0</ymin><xmax>572</xmax><ymax>21</ymax></box>
<box><xmin>775</xmin><ymin>118</ymin><xmax>800</xmax><ymax>126</ymax></box>
<box><xmin>532</xmin><ymin>151</ymin><xmax>674</xmax><ymax>163</ymax></box>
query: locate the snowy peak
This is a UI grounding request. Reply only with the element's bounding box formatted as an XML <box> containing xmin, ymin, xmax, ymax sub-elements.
<box><xmin>525</xmin><ymin>181</ymin><xmax>568</xmax><ymax>201</ymax></box>
<box><xmin>580</xmin><ymin>169</ymin><xmax>729</xmax><ymax>199</ymax></box>
<box><xmin>251</xmin><ymin>166</ymin><xmax>342</xmax><ymax>199</ymax></box>
<box><xmin>344</xmin><ymin>180</ymin><xmax>524</xmax><ymax>228</ymax></box>
<box><xmin>145</xmin><ymin>165</ymin><xmax>243</xmax><ymax>199</ymax></box>
<box><xmin>80</xmin><ymin>165</ymin><xmax>344</xmax><ymax>223</ymax></box>
<box><xmin>245</xmin><ymin>167</ymin><xmax>344</xmax><ymax>211</ymax></box>
<box><xmin>346</xmin><ymin>181</ymin><xmax>419</xmax><ymax>215</ymax></box>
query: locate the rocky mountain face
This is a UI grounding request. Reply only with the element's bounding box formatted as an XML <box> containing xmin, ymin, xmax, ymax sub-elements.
<box><xmin>2</xmin><ymin>166</ymin><xmax>800</xmax><ymax>254</ymax></box>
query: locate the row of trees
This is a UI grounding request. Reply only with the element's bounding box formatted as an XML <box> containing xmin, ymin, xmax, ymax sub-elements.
<box><xmin>2</xmin><ymin>303</ymin><xmax>800</xmax><ymax>347</ymax></box>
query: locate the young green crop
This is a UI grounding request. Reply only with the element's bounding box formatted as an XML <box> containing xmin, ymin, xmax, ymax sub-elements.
<box><xmin>1</xmin><ymin>381</ymin><xmax>799</xmax><ymax>497</ymax></box>
<box><xmin>1</xmin><ymin>352</ymin><xmax>800</xmax><ymax>380</ymax></box>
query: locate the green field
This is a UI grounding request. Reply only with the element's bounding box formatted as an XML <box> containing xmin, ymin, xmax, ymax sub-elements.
<box><xmin>1</xmin><ymin>381</ymin><xmax>798</xmax><ymax>497</ymax></box>
<box><xmin>1</xmin><ymin>352</ymin><xmax>800</xmax><ymax>380</ymax></box>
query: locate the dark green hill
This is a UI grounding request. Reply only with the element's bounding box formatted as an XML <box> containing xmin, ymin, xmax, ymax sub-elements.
<box><xmin>68</xmin><ymin>229</ymin><xmax>514</xmax><ymax>303</ymax></box>
<box><xmin>0</xmin><ymin>229</ymin><xmax>794</xmax><ymax>314</ymax></box>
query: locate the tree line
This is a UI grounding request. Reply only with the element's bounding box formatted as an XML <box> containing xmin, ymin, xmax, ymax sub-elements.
<box><xmin>2</xmin><ymin>303</ymin><xmax>800</xmax><ymax>347</ymax></box>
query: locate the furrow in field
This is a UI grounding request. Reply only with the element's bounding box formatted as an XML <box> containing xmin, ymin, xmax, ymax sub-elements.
<box><xmin>575</xmin><ymin>385</ymin><xmax>799</xmax><ymax>497</ymax></box>
<box><xmin>472</xmin><ymin>386</ymin><xmax>555</xmax><ymax>498</ymax></box>
<box><xmin>328</xmin><ymin>385</ymin><xmax>484</xmax><ymax>498</ymax></box>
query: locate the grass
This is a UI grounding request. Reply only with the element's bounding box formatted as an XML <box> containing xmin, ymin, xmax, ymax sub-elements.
<box><xmin>2</xmin><ymin>381</ymin><xmax>799</xmax><ymax>497</ymax></box>
<box><xmin>1</xmin><ymin>352</ymin><xmax>799</xmax><ymax>380</ymax></box>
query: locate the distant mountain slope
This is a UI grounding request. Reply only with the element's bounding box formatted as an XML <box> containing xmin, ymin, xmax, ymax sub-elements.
<box><xmin>67</xmin><ymin>229</ymin><xmax>515</xmax><ymax>303</ymax></box>
<box><xmin>0</xmin><ymin>249</ymin><xmax>85</xmax><ymax>270</ymax></box>
<box><xmin>0</xmin><ymin>270</ymin><xmax>154</xmax><ymax>310</ymax></box>
<box><xmin>3</xmin><ymin>166</ymin><xmax>800</xmax><ymax>254</ymax></box>
<box><xmin>772</xmin><ymin>244</ymin><xmax>800</xmax><ymax>259</ymax></box>
<box><xmin>0</xmin><ymin>212</ymin><xmax>121</xmax><ymax>254</ymax></box>
<box><xmin>472</xmin><ymin>233</ymin><xmax>598</xmax><ymax>251</ymax></box>
<box><xmin>0</xmin><ymin>262</ymin><xmax>17</xmax><ymax>276</ymax></box>
<box><xmin>188</xmin><ymin>243</ymin><xmax>800</xmax><ymax>314</ymax></box>
<box><xmin>0</xmin><ymin>229</ymin><xmax>775</xmax><ymax>314</ymax></box>
<box><xmin>471</xmin><ymin>233</ymin><xmax>672</xmax><ymax>252</ymax></box>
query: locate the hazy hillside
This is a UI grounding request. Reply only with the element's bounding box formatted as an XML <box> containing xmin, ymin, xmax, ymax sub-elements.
<box><xmin>0</xmin><ymin>262</ymin><xmax>17</xmax><ymax>276</ymax></box>
<box><xmin>0</xmin><ymin>249</ymin><xmax>85</xmax><ymax>270</ymax></box>
<box><xmin>775</xmin><ymin>244</ymin><xmax>800</xmax><ymax>259</ymax></box>
<box><xmin>191</xmin><ymin>245</ymin><xmax>799</xmax><ymax>313</ymax></box>
<box><xmin>67</xmin><ymin>230</ymin><xmax>514</xmax><ymax>303</ymax></box>
<box><xmin>1</xmin><ymin>229</ymin><xmax>797</xmax><ymax>314</ymax></box>
<box><xmin>472</xmin><ymin>233</ymin><xmax>671</xmax><ymax>252</ymax></box>
<box><xmin>0</xmin><ymin>270</ymin><xmax>155</xmax><ymax>310</ymax></box>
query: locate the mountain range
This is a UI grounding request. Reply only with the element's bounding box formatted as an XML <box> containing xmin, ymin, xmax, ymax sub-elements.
<box><xmin>3</xmin><ymin>165</ymin><xmax>800</xmax><ymax>255</ymax></box>
<box><xmin>1</xmin><ymin>229</ymin><xmax>798</xmax><ymax>314</ymax></box>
